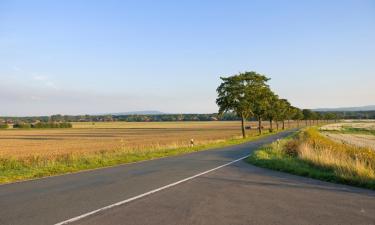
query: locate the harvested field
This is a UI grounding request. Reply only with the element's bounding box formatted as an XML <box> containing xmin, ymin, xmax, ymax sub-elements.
<box><xmin>0</xmin><ymin>121</ymin><xmax>299</xmax><ymax>159</ymax></box>
<box><xmin>320</xmin><ymin>121</ymin><xmax>375</xmax><ymax>150</ymax></box>
<box><xmin>320</xmin><ymin>122</ymin><xmax>375</xmax><ymax>132</ymax></box>
<box><xmin>324</xmin><ymin>133</ymin><xmax>375</xmax><ymax>150</ymax></box>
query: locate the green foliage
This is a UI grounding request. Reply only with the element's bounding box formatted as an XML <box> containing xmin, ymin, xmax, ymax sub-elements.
<box><xmin>31</xmin><ymin>122</ymin><xmax>72</xmax><ymax>128</ymax></box>
<box><xmin>13</xmin><ymin>123</ymin><xmax>32</xmax><ymax>129</ymax></box>
<box><xmin>0</xmin><ymin>124</ymin><xmax>8</xmax><ymax>129</ymax></box>
<box><xmin>216</xmin><ymin>71</ymin><xmax>271</xmax><ymax>137</ymax></box>
<box><xmin>302</xmin><ymin>109</ymin><xmax>314</xmax><ymax>120</ymax></box>
<box><xmin>13</xmin><ymin>122</ymin><xmax>72</xmax><ymax>129</ymax></box>
<box><xmin>216</xmin><ymin>71</ymin><xmax>274</xmax><ymax>136</ymax></box>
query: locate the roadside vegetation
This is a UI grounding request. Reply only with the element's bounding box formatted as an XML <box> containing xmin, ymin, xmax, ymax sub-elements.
<box><xmin>248</xmin><ymin>127</ymin><xmax>375</xmax><ymax>189</ymax></box>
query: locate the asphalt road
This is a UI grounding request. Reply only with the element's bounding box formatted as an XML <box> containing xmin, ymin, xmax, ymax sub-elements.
<box><xmin>1</xmin><ymin>129</ymin><xmax>374</xmax><ymax>225</ymax></box>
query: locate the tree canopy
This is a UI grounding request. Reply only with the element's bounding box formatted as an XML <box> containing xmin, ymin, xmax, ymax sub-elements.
<box><xmin>216</xmin><ymin>71</ymin><xmax>321</xmax><ymax>136</ymax></box>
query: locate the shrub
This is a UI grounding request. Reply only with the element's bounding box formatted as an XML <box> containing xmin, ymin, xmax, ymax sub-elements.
<box><xmin>13</xmin><ymin>123</ymin><xmax>31</xmax><ymax>129</ymax></box>
<box><xmin>0</xmin><ymin>124</ymin><xmax>9</xmax><ymax>129</ymax></box>
<box><xmin>31</xmin><ymin>122</ymin><xmax>72</xmax><ymax>128</ymax></box>
<box><xmin>283</xmin><ymin>139</ymin><xmax>299</xmax><ymax>157</ymax></box>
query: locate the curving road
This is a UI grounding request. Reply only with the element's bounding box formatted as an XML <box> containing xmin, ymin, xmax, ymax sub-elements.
<box><xmin>0</xmin><ymin>129</ymin><xmax>374</xmax><ymax>225</ymax></box>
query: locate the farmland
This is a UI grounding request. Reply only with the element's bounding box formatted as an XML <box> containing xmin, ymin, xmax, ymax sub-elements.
<box><xmin>2</xmin><ymin>121</ymin><xmax>242</xmax><ymax>159</ymax></box>
<box><xmin>0</xmin><ymin>121</ymin><xmax>300</xmax><ymax>183</ymax></box>
<box><xmin>320</xmin><ymin>122</ymin><xmax>375</xmax><ymax>150</ymax></box>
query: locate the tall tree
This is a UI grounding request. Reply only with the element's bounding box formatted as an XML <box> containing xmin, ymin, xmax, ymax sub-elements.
<box><xmin>292</xmin><ymin>107</ymin><xmax>304</xmax><ymax>127</ymax></box>
<box><xmin>216</xmin><ymin>74</ymin><xmax>252</xmax><ymax>138</ymax></box>
<box><xmin>216</xmin><ymin>71</ymin><xmax>271</xmax><ymax>137</ymax></box>
<box><xmin>274</xmin><ymin>99</ymin><xmax>290</xmax><ymax>130</ymax></box>
<box><xmin>243</xmin><ymin>73</ymin><xmax>272</xmax><ymax>135</ymax></box>
<box><xmin>302</xmin><ymin>109</ymin><xmax>313</xmax><ymax>126</ymax></box>
<box><xmin>265</xmin><ymin>93</ymin><xmax>279</xmax><ymax>132</ymax></box>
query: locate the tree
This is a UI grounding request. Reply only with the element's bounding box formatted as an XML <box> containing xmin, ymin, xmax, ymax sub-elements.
<box><xmin>265</xmin><ymin>93</ymin><xmax>279</xmax><ymax>132</ymax></box>
<box><xmin>216</xmin><ymin>74</ymin><xmax>253</xmax><ymax>138</ymax></box>
<box><xmin>216</xmin><ymin>71</ymin><xmax>271</xmax><ymax>137</ymax></box>
<box><xmin>302</xmin><ymin>109</ymin><xmax>313</xmax><ymax>126</ymax></box>
<box><xmin>251</xmin><ymin>85</ymin><xmax>274</xmax><ymax>134</ymax></box>
<box><xmin>292</xmin><ymin>107</ymin><xmax>304</xmax><ymax>127</ymax></box>
<box><xmin>274</xmin><ymin>99</ymin><xmax>290</xmax><ymax>130</ymax></box>
<box><xmin>324</xmin><ymin>112</ymin><xmax>337</xmax><ymax>123</ymax></box>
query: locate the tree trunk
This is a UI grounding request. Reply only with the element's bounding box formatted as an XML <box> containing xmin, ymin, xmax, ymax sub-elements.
<box><xmin>297</xmin><ymin>120</ymin><xmax>300</xmax><ymax>128</ymax></box>
<box><xmin>288</xmin><ymin>120</ymin><xmax>290</xmax><ymax>128</ymax></box>
<box><xmin>241</xmin><ymin>115</ymin><xmax>246</xmax><ymax>139</ymax></box>
<box><xmin>276</xmin><ymin>121</ymin><xmax>279</xmax><ymax>130</ymax></box>
<box><xmin>269</xmin><ymin>119</ymin><xmax>273</xmax><ymax>132</ymax></box>
<box><xmin>282</xmin><ymin>120</ymin><xmax>285</xmax><ymax>130</ymax></box>
<box><xmin>258</xmin><ymin>117</ymin><xmax>262</xmax><ymax>135</ymax></box>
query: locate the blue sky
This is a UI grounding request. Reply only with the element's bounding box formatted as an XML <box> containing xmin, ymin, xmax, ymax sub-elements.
<box><xmin>1</xmin><ymin>0</ymin><xmax>374</xmax><ymax>116</ymax></box>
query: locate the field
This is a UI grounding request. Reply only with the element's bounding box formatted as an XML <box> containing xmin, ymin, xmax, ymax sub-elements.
<box><xmin>0</xmin><ymin>121</ymin><xmax>300</xmax><ymax>183</ymax></box>
<box><xmin>248</xmin><ymin>123</ymin><xmax>375</xmax><ymax>189</ymax></box>
<box><xmin>0</xmin><ymin>121</ymin><xmax>242</xmax><ymax>159</ymax></box>
<box><xmin>320</xmin><ymin>122</ymin><xmax>375</xmax><ymax>150</ymax></box>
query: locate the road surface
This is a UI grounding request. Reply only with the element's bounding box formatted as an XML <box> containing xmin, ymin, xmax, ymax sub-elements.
<box><xmin>0</xmin><ymin>130</ymin><xmax>374</xmax><ymax>225</ymax></box>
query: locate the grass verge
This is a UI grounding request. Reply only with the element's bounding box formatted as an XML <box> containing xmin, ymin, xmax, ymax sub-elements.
<box><xmin>0</xmin><ymin>130</ymin><xmax>285</xmax><ymax>184</ymax></box>
<box><xmin>247</xmin><ymin>127</ymin><xmax>375</xmax><ymax>190</ymax></box>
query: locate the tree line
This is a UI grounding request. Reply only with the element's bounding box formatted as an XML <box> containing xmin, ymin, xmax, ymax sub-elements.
<box><xmin>8</xmin><ymin>122</ymin><xmax>72</xmax><ymax>129</ymax></box>
<box><xmin>216</xmin><ymin>71</ymin><xmax>339</xmax><ymax>138</ymax></box>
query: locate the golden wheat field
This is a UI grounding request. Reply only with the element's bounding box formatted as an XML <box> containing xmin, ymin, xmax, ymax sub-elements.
<box><xmin>0</xmin><ymin>121</ymin><xmax>295</xmax><ymax>159</ymax></box>
<box><xmin>0</xmin><ymin>121</ymin><xmax>301</xmax><ymax>159</ymax></box>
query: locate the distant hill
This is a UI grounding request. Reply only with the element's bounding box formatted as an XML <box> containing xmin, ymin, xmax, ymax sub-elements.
<box><xmin>314</xmin><ymin>105</ymin><xmax>375</xmax><ymax>112</ymax></box>
<box><xmin>110</xmin><ymin>111</ymin><xmax>166</xmax><ymax>115</ymax></box>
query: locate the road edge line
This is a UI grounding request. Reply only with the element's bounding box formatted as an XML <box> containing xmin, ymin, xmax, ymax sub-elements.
<box><xmin>54</xmin><ymin>154</ymin><xmax>250</xmax><ymax>225</ymax></box>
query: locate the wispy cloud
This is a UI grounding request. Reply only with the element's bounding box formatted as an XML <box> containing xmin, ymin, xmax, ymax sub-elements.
<box><xmin>32</xmin><ymin>74</ymin><xmax>58</xmax><ymax>89</ymax></box>
<box><xmin>33</xmin><ymin>74</ymin><xmax>47</xmax><ymax>81</ymax></box>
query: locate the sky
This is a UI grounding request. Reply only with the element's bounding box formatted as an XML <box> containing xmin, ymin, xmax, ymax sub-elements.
<box><xmin>0</xmin><ymin>0</ymin><xmax>374</xmax><ymax>116</ymax></box>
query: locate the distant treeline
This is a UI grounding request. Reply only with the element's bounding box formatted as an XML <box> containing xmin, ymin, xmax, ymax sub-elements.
<box><xmin>9</xmin><ymin>122</ymin><xmax>72</xmax><ymax>129</ymax></box>
<box><xmin>0</xmin><ymin>113</ymin><xmax>238</xmax><ymax>123</ymax></box>
<box><xmin>0</xmin><ymin>111</ymin><xmax>374</xmax><ymax>125</ymax></box>
<box><xmin>319</xmin><ymin>111</ymin><xmax>375</xmax><ymax>120</ymax></box>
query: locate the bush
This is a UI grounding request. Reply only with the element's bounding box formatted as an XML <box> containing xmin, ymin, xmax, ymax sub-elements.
<box><xmin>13</xmin><ymin>123</ymin><xmax>31</xmax><ymax>129</ymax></box>
<box><xmin>0</xmin><ymin>124</ymin><xmax>9</xmax><ymax>129</ymax></box>
<box><xmin>31</xmin><ymin>122</ymin><xmax>72</xmax><ymax>128</ymax></box>
<box><xmin>283</xmin><ymin>140</ymin><xmax>299</xmax><ymax>157</ymax></box>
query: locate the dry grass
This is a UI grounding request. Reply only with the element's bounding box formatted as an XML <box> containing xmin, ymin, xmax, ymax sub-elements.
<box><xmin>249</xmin><ymin>127</ymin><xmax>375</xmax><ymax>189</ymax></box>
<box><xmin>298</xmin><ymin>143</ymin><xmax>375</xmax><ymax>182</ymax></box>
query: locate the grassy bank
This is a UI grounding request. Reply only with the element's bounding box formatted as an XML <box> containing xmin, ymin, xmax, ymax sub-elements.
<box><xmin>248</xmin><ymin>128</ymin><xmax>375</xmax><ymax>190</ymax></box>
<box><xmin>0</xmin><ymin>129</ymin><xmax>282</xmax><ymax>184</ymax></box>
